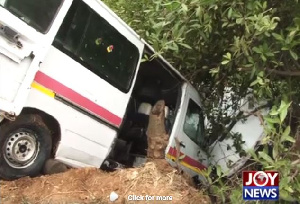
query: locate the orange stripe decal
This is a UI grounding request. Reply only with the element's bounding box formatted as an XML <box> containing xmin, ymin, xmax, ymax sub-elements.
<box><xmin>31</xmin><ymin>82</ymin><xmax>55</xmax><ymax>98</ymax></box>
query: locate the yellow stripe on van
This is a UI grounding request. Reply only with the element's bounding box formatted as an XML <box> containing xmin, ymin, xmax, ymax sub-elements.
<box><xmin>31</xmin><ymin>82</ymin><xmax>55</xmax><ymax>98</ymax></box>
<box><xmin>166</xmin><ymin>154</ymin><xmax>203</xmax><ymax>174</ymax></box>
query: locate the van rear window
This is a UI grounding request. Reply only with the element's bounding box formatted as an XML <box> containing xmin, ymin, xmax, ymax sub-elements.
<box><xmin>1</xmin><ymin>0</ymin><xmax>63</xmax><ymax>33</ymax></box>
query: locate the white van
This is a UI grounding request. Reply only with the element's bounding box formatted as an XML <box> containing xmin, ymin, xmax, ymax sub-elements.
<box><xmin>0</xmin><ymin>0</ymin><xmax>266</xmax><ymax>180</ymax></box>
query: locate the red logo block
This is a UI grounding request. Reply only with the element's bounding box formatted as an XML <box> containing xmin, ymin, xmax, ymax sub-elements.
<box><xmin>243</xmin><ymin>171</ymin><xmax>279</xmax><ymax>187</ymax></box>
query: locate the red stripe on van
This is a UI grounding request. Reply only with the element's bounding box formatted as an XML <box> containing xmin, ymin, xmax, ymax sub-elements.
<box><xmin>34</xmin><ymin>71</ymin><xmax>122</xmax><ymax>127</ymax></box>
<box><xmin>168</xmin><ymin>146</ymin><xmax>207</xmax><ymax>170</ymax></box>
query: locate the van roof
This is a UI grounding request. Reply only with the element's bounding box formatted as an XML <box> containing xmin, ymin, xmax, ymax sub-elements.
<box><xmin>142</xmin><ymin>40</ymin><xmax>187</xmax><ymax>82</ymax></box>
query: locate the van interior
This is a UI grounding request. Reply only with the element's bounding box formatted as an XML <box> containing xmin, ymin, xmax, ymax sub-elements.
<box><xmin>106</xmin><ymin>48</ymin><xmax>183</xmax><ymax>167</ymax></box>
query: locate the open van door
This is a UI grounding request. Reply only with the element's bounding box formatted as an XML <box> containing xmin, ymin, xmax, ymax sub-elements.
<box><xmin>166</xmin><ymin>83</ymin><xmax>208</xmax><ymax>178</ymax></box>
<box><xmin>0</xmin><ymin>0</ymin><xmax>71</xmax><ymax>117</ymax></box>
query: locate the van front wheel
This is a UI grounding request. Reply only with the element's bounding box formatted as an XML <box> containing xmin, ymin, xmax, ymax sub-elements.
<box><xmin>0</xmin><ymin>114</ymin><xmax>52</xmax><ymax>180</ymax></box>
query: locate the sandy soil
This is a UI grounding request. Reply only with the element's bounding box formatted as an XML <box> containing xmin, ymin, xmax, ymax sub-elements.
<box><xmin>0</xmin><ymin>160</ymin><xmax>210</xmax><ymax>204</ymax></box>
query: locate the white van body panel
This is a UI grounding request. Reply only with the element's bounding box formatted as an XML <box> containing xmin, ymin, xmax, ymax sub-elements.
<box><xmin>0</xmin><ymin>0</ymin><xmax>73</xmax><ymax>116</ymax></box>
<box><xmin>25</xmin><ymin>88</ymin><xmax>117</xmax><ymax>168</ymax></box>
<box><xmin>209</xmin><ymin>115</ymin><xmax>264</xmax><ymax>175</ymax></box>
<box><xmin>39</xmin><ymin>46</ymin><xmax>135</xmax><ymax>122</ymax></box>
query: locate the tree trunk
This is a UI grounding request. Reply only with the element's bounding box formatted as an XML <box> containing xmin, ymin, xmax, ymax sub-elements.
<box><xmin>146</xmin><ymin>100</ymin><xmax>169</xmax><ymax>159</ymax></box>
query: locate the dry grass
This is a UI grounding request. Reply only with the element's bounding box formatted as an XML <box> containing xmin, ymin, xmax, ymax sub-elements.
<box><xmin>0</xmin><ymin>160</ymin><xmax>210</xmax><ymax>204</ymax></box>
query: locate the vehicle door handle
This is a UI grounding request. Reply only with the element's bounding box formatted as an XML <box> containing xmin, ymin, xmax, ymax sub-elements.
<box><xmin>180</xmin><ymin>141</ymin><xmax>186</xmax><ymax>148</ymax></box>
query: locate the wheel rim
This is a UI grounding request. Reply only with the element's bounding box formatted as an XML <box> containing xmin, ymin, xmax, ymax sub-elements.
<box><xmin>4</xmin><ymin>130</ymin><xmax>39</xmax><ymax>169</ymax></box>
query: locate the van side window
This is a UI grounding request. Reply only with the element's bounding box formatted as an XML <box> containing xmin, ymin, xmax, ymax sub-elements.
<box><xmin>53</xmin><ymin>0</ymin><xmax>139</xmax><ymax>92</ymax></box>
<box><xmin>183</xmin><ymin>99</ymin><xmax>204</xmax><ymax>145</ymax></box>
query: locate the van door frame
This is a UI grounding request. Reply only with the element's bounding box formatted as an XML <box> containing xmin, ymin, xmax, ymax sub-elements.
<box><xmin>9</xmin><ymin>0</ymin><xmax>74</xmax><ymax>116</ymax></box>
<box><xmin>166</xmin><ymin>83</ymin><xmax>208</xmax><ymax>177</ymax></box>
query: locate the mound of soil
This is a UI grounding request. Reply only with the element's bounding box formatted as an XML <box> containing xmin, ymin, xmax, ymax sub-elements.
<box><xmin>0</xmin><ymin>160</ymin><xmax>210</xmax><ymax>204</ymax></box>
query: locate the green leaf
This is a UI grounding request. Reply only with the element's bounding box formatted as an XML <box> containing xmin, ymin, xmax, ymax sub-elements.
<box><xmin>264</xmin><ymin>165</ymin><xmax>274</xmax><ymax>170</ymax></box>
<box><xmin>272</xmin><ymin>144</ymin><xmax>278</xmax><ymax>158</ymax></box>
<box><xmin>207</xmin><ymin>166</ymin><xmax>212</xmax><ymax>175</ymax></box>
<box><xmin>258</xmin><ymin>77</ymin><xmax>264</xmax><ymax>85</ymax></box>
<box><xmin>258</xmin><ymin>151</ymin><xmax>274</xmax><ymax>164</ymax></box>
<box><xmin>284</xmin><ymin>186</ymin><xmax>294</xmax><ymax>193</ymax></box>
<box><xmin>281</xmin><ymin>135</ymin><xmax>296</xmax><ymax>143</ymax></box>
<box><xmin>269</xmin><ymin>109</ymin><xmax>279</xmax><ymax>116</ymax></box>
<box><xmin>280</xmin><ymin>189</ymin><xmax>290</xmax><ymax>200</ymax></box>
<box><xmin>272</xmin><ymin>33</ymin><xmax>283</xmax><ymax>41</ymax></box>
<box><xmin>289</xmin><ymin>30</ymin><xmax>297</xmax><ymax>37</ymax></box>
<box><xmin>179</xmin><ymin>43</ymin><xmax>192</xmax><ymax>49</ymax></box>
<box><xmin>278</xmin><ymin>100</ymin><xmax>291</xmax><ymax>122</ymax></box>
<box><xmin>282</xmin><ymin>47</ymin><xmax>289</xmax><ymax>51</ymax></box>
<box><xmin>250</xmin><ymin>66</ymin><xmax>256</xmax><ymax>79</ymax></box>
<box><xmin>248</xmin><ymin>149</ymin><xmax>259</xmax><ymax>161</ymax></box>
<box><xmin>280</xmin><ymin>126</ymin><xmax>295</xmax><ymax>143</ymax></box>
<box><xmin>263</xmin><ymin>1</ymin><xmax>267</xmax><ymax>9</ymax></box>
<box><xmin>226</xmin><ymin>52</ymin><xmax>231</xmax><ymax>60</ymax></box>
<box><xmin>280</xmin><ymin>176</ymin><xmax>289</xmax><ymax>188</ymax></box>
<box><xmin>196</xmin><ymin>7</ymin><xmax>201</xmax><ymax>17</ymax></box>
<box><xmin>168</xmin><ymin>42</ymin><xmax>179</xmax><ymax>52</ymax></box>
<box><xmin>207</xmin><ymin>177</ymin><xmax>212</xmax><ymax>184</ymax></box>
<box><xmin>282</xmin><ymin>126</ymin><xmax>291</xmax><ymax>138</ymax></box>
<box><xmin>216</xmin><ymin>165</ymin><xmax>222</xmax><ymax>177</ymax></box>
<box><xmin>290</xmin><ymin>50</ymin><xmax>298</xmax><ymax>60</ymax></box>
<box><xmin>280</xmin><ymin>106</ymin><xmax>288</xmax><ymax>122</ymax></box>
<box><xmin>265</xmin><ymin>52</ymin><xmax>274</xmax><ymax>57</ymax></box>
<box><xmin>261</xmin><ymin>54</ymin><xmax>267</xmax><ymax>62</ymax></box>
<box><xmin>153</xmin><ymin>21</ymin><xmax>164</xmax><ymax>29</ymax></box>
<box><xmin>210</xmin><ymin>67</ymin><xmax>219</xmax><ymax>74</ymax></box>
<box><xmin>250</xmin><ymin>79</ymin><xmax>258</xmax><ymax>87</ymax></box>
<box><xmin>280</xmin><ymin>189</ymin><xmax>295</xmax><ymax>201</ymax></box>
<box><xmin>253</xmin><ymin>47</ymin><xmax>262</xmax><ymax>54</ymax></box>
<box><xmin>258</xmin><ymin>71</ymin><xmax>264</xmax><ymax>77</ymax></box>
<box><xmin>236</xmin><ymin>18</ymin><xmax>243</xmax><ymax>24</ymax></box>
<box><xmin>244</xmin><ymin>64</ymin><xmax>253</xmax><ymax>68</ymax></box>
<box><xmin>265</xmin><ymin>116</ymin><xmax>281</xmax><ymax>124</ymax></box>
<box><xmin>228</xmin><ymin>8</ymin><xmax>232</xmax><ymax>18</ymax></box>
<box><xmin>221</xmin><ymin>60</ymin><xmax>230</xmax><ymax>65</ymax></box>
<box><xmin>181</xmin><ymin>3</ymin><xmax>188</xmax><ymax>12</ymax></box>
<box><xmin>222</xmin><ymin>22</ymin><xmax>228</xmax><ymax>27</ymax></box>
<box><xmin>278</xmin><ymin>100</ymin><xmax>287</xmax><ymax>111</ymax></box>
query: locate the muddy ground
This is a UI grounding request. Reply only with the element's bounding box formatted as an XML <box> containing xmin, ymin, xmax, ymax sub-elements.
<box><xmin>0</xmin><ymin>160</ymin><xmax>210</xmax><ymax>204</ymax></box>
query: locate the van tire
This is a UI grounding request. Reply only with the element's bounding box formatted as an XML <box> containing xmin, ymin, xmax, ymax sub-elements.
<box><xmin>0</xmin><ymin>114</ymin><xmax>52</xmax><ymax>180</ymax></box>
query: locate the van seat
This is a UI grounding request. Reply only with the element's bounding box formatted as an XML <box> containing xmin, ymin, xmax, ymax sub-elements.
<box><xmin>164</xmin><ymin>106</ymin><xmax>169</xmax><ymax>118</ymax></box>
<box><xmin>138</xmin><ymin>103</ymin><xmax>152</xmax><ymax>115</ymax></box>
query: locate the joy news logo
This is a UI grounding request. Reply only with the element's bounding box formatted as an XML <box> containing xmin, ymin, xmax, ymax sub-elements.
<box><xmin>243</xmin><ymin>171</ymin><xmax>279</xmax><ymax>200</ymax></box>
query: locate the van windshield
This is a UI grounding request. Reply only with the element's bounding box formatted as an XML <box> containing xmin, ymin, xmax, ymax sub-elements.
<box><xmin>0</xmin><ymin>0</ymin><xmax>63</xmax><ymax>33</ymax></box>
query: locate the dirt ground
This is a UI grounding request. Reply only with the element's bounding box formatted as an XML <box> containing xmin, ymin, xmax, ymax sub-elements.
<box><xmin>0</xmin><ymin>160</ymin><xmax>211</xmax><ymax>204</ymax></box>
